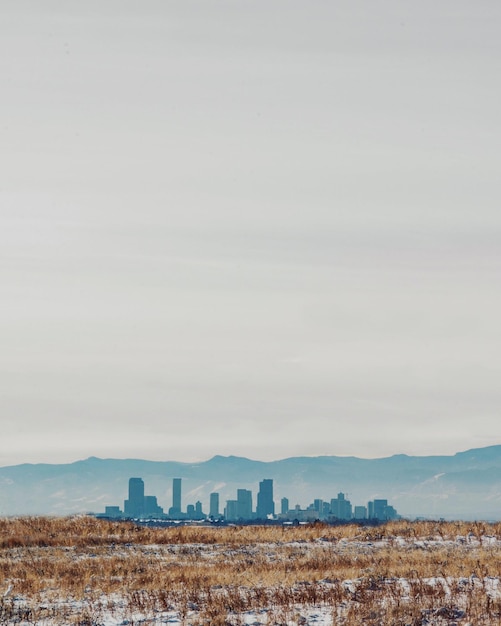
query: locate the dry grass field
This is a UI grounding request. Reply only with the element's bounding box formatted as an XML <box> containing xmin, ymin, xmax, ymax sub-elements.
<box><xmin>1</xmin><ymin>516</ymin><xmax>501</xmax><ymax>624</ymax></box>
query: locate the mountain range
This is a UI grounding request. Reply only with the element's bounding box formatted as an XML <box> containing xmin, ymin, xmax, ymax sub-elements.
<box><xmin>1</xmin><ymin>446</ymin><xmax>501</xmax><ymax>520</ymax></box>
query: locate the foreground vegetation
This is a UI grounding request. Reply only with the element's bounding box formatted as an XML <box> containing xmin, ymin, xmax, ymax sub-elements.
<box><xmin>1</xmin><ymin>517</ymin><xmax>501</xmax><ymax>624</ymax></box>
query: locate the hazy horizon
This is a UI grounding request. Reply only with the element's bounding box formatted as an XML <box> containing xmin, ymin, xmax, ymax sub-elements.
<box><xmin>3</xmin><ymin>442</ymin><xmax>501</xmax><ymax>469</ymax></box>
<box><xmin>2</xmin><ymin>1</ymin><xmax>501</xmax><ymax>467</ymax></box>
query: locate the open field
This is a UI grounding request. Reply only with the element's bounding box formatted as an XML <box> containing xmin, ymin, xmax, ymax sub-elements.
<box><xmin>1</xmin><ymin>517</ymin><xmax>501</xmax><ymax>625</ymax></box>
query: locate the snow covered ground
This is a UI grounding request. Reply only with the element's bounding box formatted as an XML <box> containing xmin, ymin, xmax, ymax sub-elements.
<box><xmin>2</xmin><ymin>524</ymin><xmax>501</xmax><ymax>625</ymax></box>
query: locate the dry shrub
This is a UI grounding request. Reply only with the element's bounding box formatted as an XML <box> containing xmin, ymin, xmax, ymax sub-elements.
<box><xmin>2</xmin><ymin>517</ymin><xmax>501</xmax><ymax>624</ymax></box>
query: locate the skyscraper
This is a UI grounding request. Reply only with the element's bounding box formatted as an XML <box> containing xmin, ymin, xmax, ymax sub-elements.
<box><xmin>209</xmin><ymin>492</ymin><xmax>220</xmax><ymax>518</ymax></box>
<box><xmin>281</xmin><ymin>497</ymin><xmax>289</xmax><ymax>515</ymax></box>
<box><xmin>256</xmin><ymin>479</ymin><xmax>274</xmax><ymax>519</ymax></box>
<box><xmin>237</xmin><ymin>489</ymin><xmax>253</xmax><ymax>520</ymax></box>
<box><xmin>124</xmin><ymin>477</ymin><xmax>144</xmax><ymax>518</ymax></box>
<box><xmin>330</xmin><ymin>492</ymin><xmax>352</xmax><ymax>520</ymax></box>
<box><xmin>225</xmin><ymin>499</ymin><xmax>238</xmax><ymax>521</ymax></box>
<box><xmin>170</xmin><ymin>478</ymin><xmax>182</xmax><ymax>516</ymax></box>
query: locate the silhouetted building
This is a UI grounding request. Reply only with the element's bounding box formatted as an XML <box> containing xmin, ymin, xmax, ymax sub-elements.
<box><xmin>144</xmin><ymin>495</ymin><xmax>164</xmax><ymax>518</ymax></box>
<box><xmin>330</xmin><ymin>492</ymin><xmax>352</xmax><ymax>520</ymax></box>
<box><xmin>104</xmin><ymin>506</ymin><xmax>122</xmax><ymax>518</ymax></box>
<box><xmin>373</xmin><ymin>499</ymin><xmax>388</xmax><ymax>520</ymax></box>
<box><xmin>256</xmin><ymin>479</ymin><xmax>274</xmax><ymax>518</ymax></box>
<box><xmin>385</xmin><ymin>505</ymin><xmax>398</xmax><ymax>520</ymax></box>
<box><xmin>281</xmin><ymin>497</ymin><xmax>289</xmax><ymax>515</ymax></box>
<box><xmin>354</xmin><ymin>505</ymin><xmax>367</xmax><ymax>519</ymax></box>
<box><xmin>225</xmin><ymin>499</ymin><xmax>238</xmax><ymax>521</ymax></box>
<box><xmin>367</xmin><ymin>499</ymin><xmax>398</xmax><ymax>520</ymax></box>
<box><xmin>124</xmin><ymin>477</ymin><xmax>145</xmax><ymax>518</ymax></box>
<box><xmin>237</xmin><ymin>489</ymin><xmax>253</xmax><ymax>520</ymax></box>
<box><xmin>169</xmin><ymin>478</ymin><xmax>182</xmax><ymax>516</ymax></box>
<box><xmin>209</xmin><ymin>492</ymin><xmax>220</xmax><ymax>518</ymax></box>
<box><xmin>195</xmin><ymin>501</ymin><xmax>204</xmax><ymax>519</ymax></box>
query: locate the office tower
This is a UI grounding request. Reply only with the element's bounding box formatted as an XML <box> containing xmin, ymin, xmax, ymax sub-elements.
<box><xmin>195</xmin><ymin>501</ymin><xmax>204</xmax><ymax>519</ymax></box>
<box><xmin>225</xmin><ymin>499</ymin><xmax>238</xmax><ymax>521</ymax></box>
<box><xmin>338</xmin><ymin>493</ymin><xmax>352</xmax><ymax>520</ymax></box>
<box><xmin>237</xmin><ymin>489</ymin><xmax>253</xmax><ymax>520</ymax></box>
<box><xmin>354</xmin><ymin>505</ymin><xmax>367</xmax><ymax>520</ymax></box>
<box><xmin>281</xmin><ymin>497</ymin><xmax>289</xmax><ymax>515</ymax></box>
<box><xmin>330</xmin><ymin>492</ymin><xmax>352</xmax><ymax>520</ymax></box>
<box><xmin>210</xmin><ymin>492</ymin><xmax>220</xmax><ymax>518</ymax></box>
<box><xmin>384</xmin><ymin>505</ymin><xmax>398</xmax><ymax>520</ymax></box>
<box><xmin>256</xmin><ymin>479</ymin><xmax>275</xmax><ymax>519</ymax></box>
<box><xmin>124</xmin><ymin>477</ymin><xmax>144</xmax><ymax>518</ymax></box>
<box><xmin>144</xmin><ymin>495</ymin><xmax>163</xmax><ymax>518</ymax></box>
<box><xmin>313</xmin><ymin>499</ymin><xmax>323</xmax><ymax>513</ymax></box>
<box><xmin>373</xmin><ymin>499</ymin><xmax>388</xmax><ymax>520</ymax></box>
<box><xmin>186</xmin><ymin>504</ymin><xmax>195</xmax><ymax>518</ymax></box>
<box><xmin>171</xmin><ymin>478</ymin><xmax>182</xmax><ymax>515</ymax></box>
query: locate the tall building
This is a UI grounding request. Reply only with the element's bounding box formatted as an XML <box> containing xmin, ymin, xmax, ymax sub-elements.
<box><xmin>281</xmin><ymin>497</ymin><xmax>289</xmax><ymax>515</ymax></box>
<box><xmin>169</xmin><ymin>478</ymin><xmax>182</xmax><ymax>516</ymax></box>
<box><xmin>195</xmin><ymin>501</ymin><xmax>204</xmax><ymax>519</ymax></box>
<box><xmin>124</xmin><ymin>477</ymin><xmax>144</xmax><ymax>518</ymax></box>
<box><xmin>354</xmin><ymin>505</ymin><xmax>367</xmax><ymax>519</ymax></box>
<box><xmin>144</xmin><ymin>495</ymin><xmax>164</xmax><ymax>518</ymax></box>
<box><xmin>367</xmin><ymin>499</ymin><xmax>398</xmax><ymax>520</ymax></box>
<box><xmin>237</xmin><ymin>489</ymin><xmax>253</xmax><ymax>520</ymax></box>
<box><xmin>330</xmin><ymin>492</ymin><xmax>352</xmax><ymax>520</ymax></box>
<box><xmin>256</xmin><ymin>479</ymin><xmax>275</xmax><ymax>519</ymax></box>
<box><xmin>225</xmin><ymin>499</ymin><xmax>238</xmax><ymax>521</ymax></box>
<box><xmin>373</xmin><ymin>499</ymin><xmax>388</xmax><ymax>520</ymax></box>
<box><xmin>209</xmin><ymin>492</ymin><xmax>220</xmax><ymax>518</ymax></box>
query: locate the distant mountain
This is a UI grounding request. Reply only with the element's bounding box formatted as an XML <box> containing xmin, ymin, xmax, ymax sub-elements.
<box><xmin>1</xmin><ymin>446</ymin><xmax>501</xmax><ymax>520</ymax></box>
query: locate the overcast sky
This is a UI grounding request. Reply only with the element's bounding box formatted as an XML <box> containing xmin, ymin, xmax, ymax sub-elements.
<box><xmin>1</xmin><ymin>0</ymin><xmax>500</xmax><ymax>466</ymax></box>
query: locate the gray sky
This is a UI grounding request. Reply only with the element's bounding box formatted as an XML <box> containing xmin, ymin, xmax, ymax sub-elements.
<box><xmin>1</xmin><ymin>0</ymin><xmax>501</xmax><ymax>466</ymax></box>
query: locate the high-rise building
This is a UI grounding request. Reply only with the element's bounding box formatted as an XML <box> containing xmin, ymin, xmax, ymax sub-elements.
<box><xmin>367</xmin><ymin>499</ymin><xmax>397</xmax><ymax>520</ymax></box>
<box><xmin>281</xmin><ymin>497</ymin><xmax>289</xmax><ymax>515</ymax></box>
<box><xmin>144</xmin><ymin>495</ymin><xmax>164</xmax><ymax>518</ymax></box>
<box><xmin>330</xmin><ymin>492</ymin><xmax>352</xmax><ymax>520</ymax></box>
<box><xmin>225</xmin><ymin>499</ymin><xmax>238</xmax><ymax>521</ymax></box>
<box><xmin>124</xmin><ymin>477</ymin><xmax>144</xmax><ymax>518</ymax></box>
<box><xmin>195</xmin><ymin>501</ymin><xmax>204</xmax><ymax>519</ymax></box>
<box><xmin>169</xmin><ymin>478</ymin><xmax>182</xmax><ymax>516</ymax></box>
<box><xmin>373</xmin><ymin>499</ymin><xmax>388</xmax><ymax>520</ymax></box>
<box><xmin>354</xmin><ymin>505</ymin><xmax>367</xmax><ymax>519</ymax></box>
<box><xmin>209</xmin><ymin>492</ymin><xmax>220</xmax><ymax>518</ymax></box>
<box><xmin>237</xmin><ymin>489</ymin><xmax>253</xmax><ymax>520</ymax></box>
<box><xmin>256</xmin><ymin>479</ymin><xmax>275</xmax><ymax>519</ymax></box>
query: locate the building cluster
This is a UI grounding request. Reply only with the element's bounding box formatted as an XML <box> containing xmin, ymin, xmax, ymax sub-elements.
<box><xmin>102</xmin><ymin>477</ymin><xmax>399</xmax><ymax>523</ymax></box>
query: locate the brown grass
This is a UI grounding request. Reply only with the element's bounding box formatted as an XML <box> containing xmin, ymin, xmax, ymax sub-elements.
<box><xmin>1</xmin><ymin>517</ymin><xmax>501</xmax><ymax>624</ymax></box>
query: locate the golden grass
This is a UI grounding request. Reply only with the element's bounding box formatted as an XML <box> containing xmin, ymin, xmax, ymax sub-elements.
<box><xmin>1</xmin><ymin>517</ymin><xmax>501</xmax><ymax>624</ymax></box>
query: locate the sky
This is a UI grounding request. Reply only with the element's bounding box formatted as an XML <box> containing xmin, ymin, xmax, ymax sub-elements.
<box><xmin>1</xmin><ymin>0</ymin><xmax>501</xmax><ymax>467</ymax></box>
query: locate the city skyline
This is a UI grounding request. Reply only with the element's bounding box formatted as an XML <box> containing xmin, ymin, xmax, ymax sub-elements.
<box><xmin>1</xmin><ymin>446</ymin><xmax>499</xmax><ymax>519</ymax></box>
<box><xmin>102</xmin><ymin>476</ymin><xmax>399</xmax><ymax>523</ymax></box>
